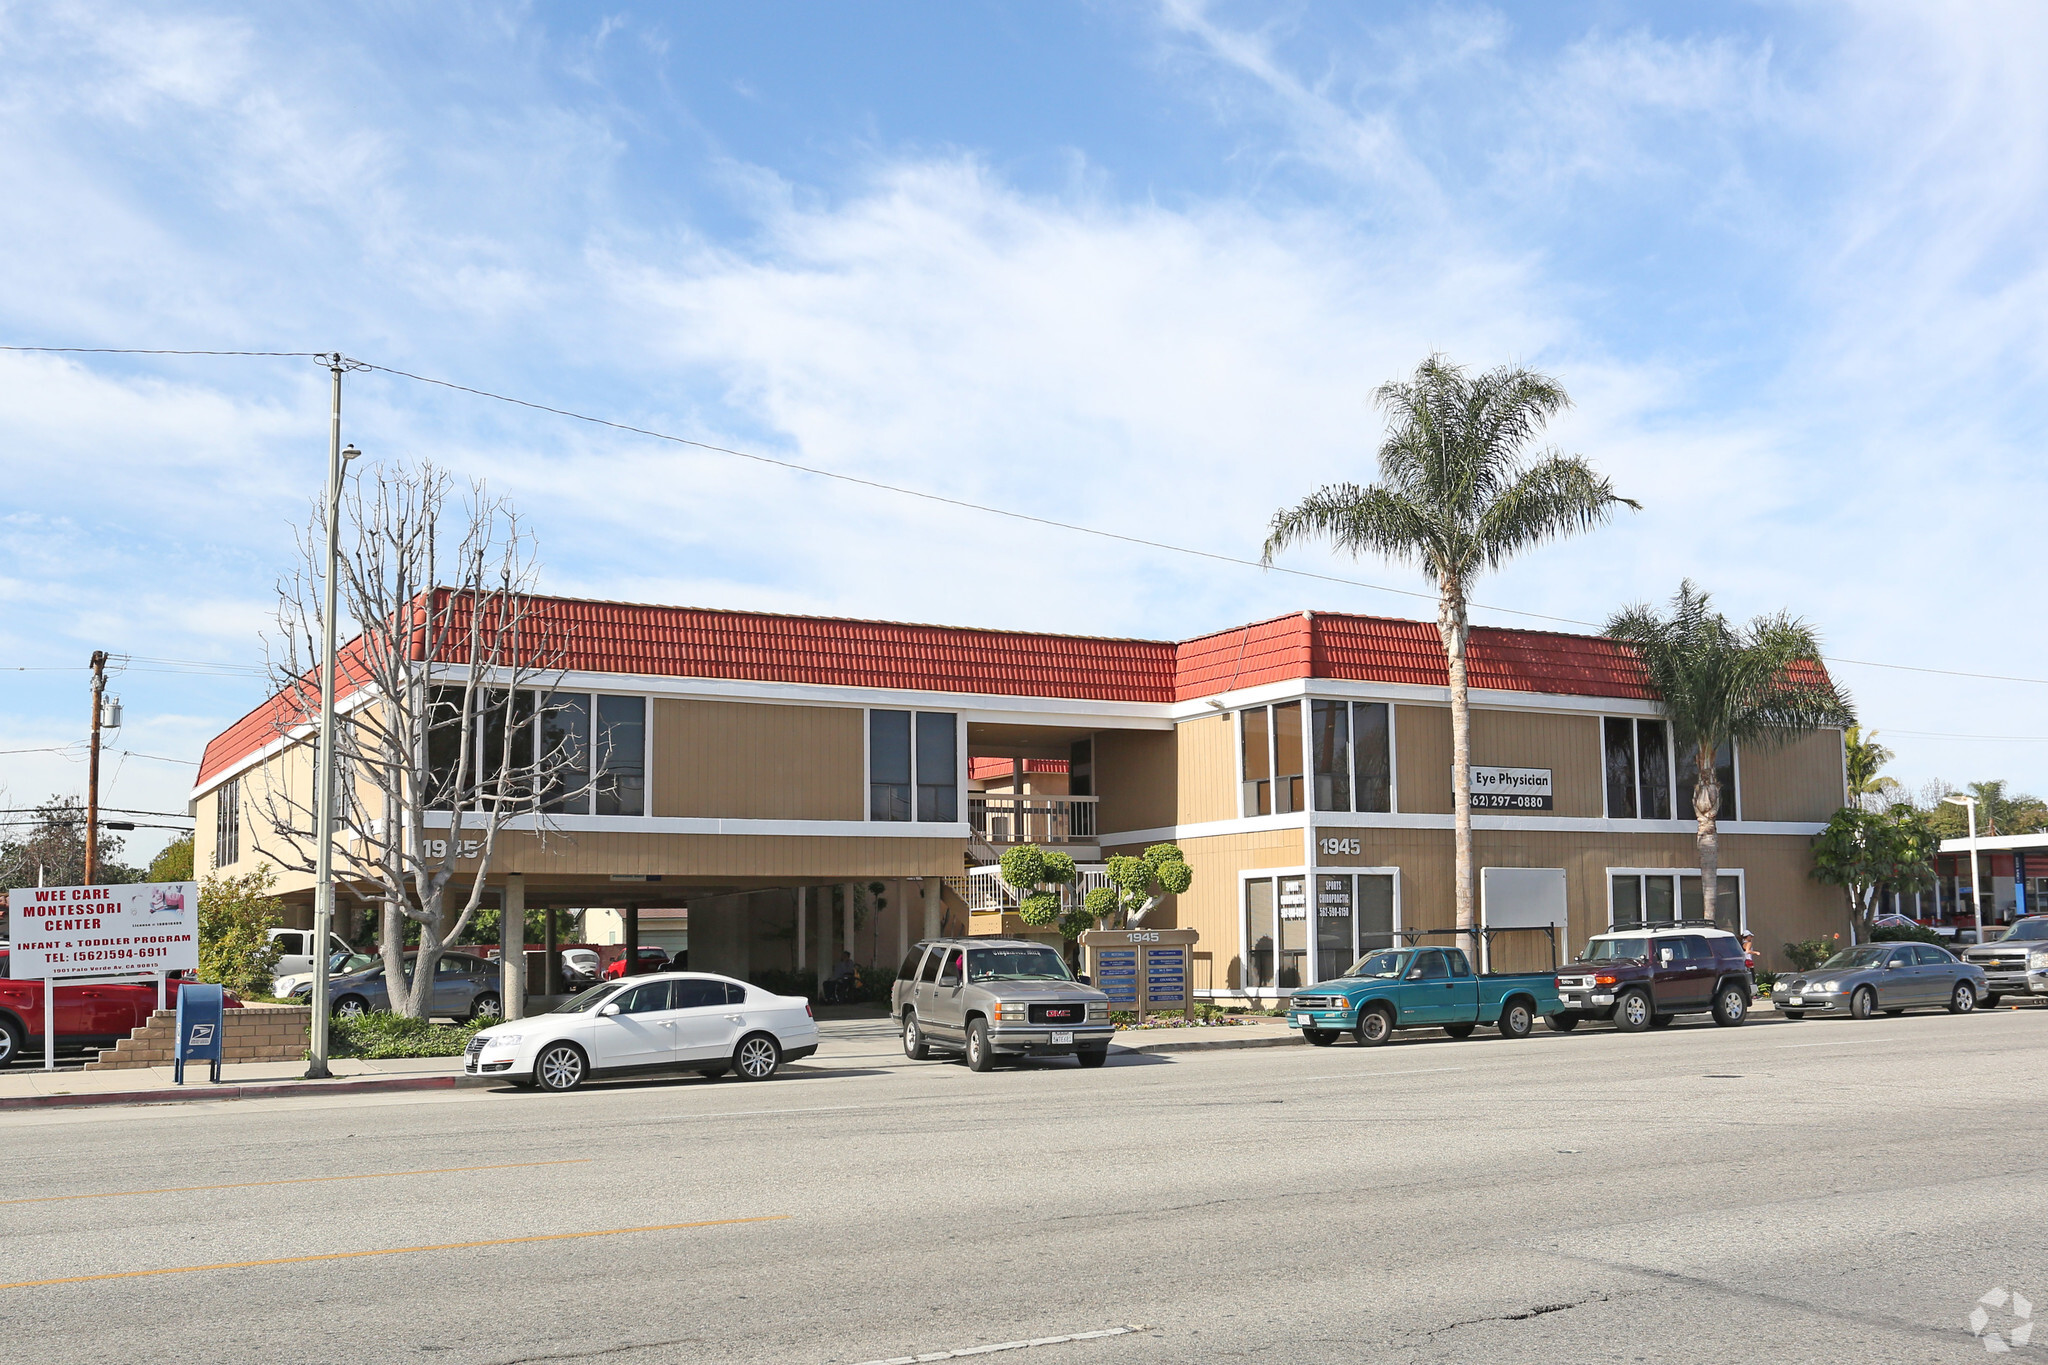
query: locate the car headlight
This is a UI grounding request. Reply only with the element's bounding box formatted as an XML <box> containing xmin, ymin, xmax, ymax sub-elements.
<box><xmin>1818</xmin><ymin>980</ymin><xmax>1840</xmax><ymax>993</ymax></box>
<box><xmin>2030</xmin><ymin>951</ymin><xmax>2048</xmax><ymax>968</ymax></box>
<box><xmin>484</xmin><ymin>1034</ymin><xmax>523</xmax><ymax>1048</ymax></box>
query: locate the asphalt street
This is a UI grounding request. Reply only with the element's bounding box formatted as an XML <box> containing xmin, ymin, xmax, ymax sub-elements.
<box><xmin>1</xmin><ymin>1007</ymin><xmax>2042</xmax><ymax>1365</ymax></box>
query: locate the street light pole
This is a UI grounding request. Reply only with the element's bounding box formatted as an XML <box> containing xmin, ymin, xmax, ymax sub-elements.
<box><xmin>1943</xmin><ymin>795</ymin><xmax>1984</xmax><ymax>944</ymax></box>
<box><xmin>306</xmin><ymin>353</ymin><xmax>358</xmax><ymax>1080</ymax></box>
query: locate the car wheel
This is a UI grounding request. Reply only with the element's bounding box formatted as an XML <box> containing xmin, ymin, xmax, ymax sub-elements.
<box><xmin>533</xmin><ymin>1042</ymin><xmax>587</xmax><ymax>1093</ymax></box>
<box><xmin>334</xmin><ymin>995</ymin><xmax>370</xmax><ymax>1019</ymax></box>
<box><xmin>1648</xmin><ymin>1013</ymin><xmax>1676</xmax><ymax>1029</ymax></box>
<box><xmin>469</xmin><ymin>992</ymin><xmax>501</xmax><ymax>1022</ymax></box>
<box><xmin>1948</xmin><ymin>982</ymin><xmax>1978</xmax><ymax>1015</ymax></box>
<box><xmin>902</xmin><ymin>1011</ymin><xmax>931</xmax><ymax>1060</ymax></box>
<box><xmin>1076</xmin><ymin>1046</ymin><xmax>1109</xmax><ymax>1068</ymax></box>
<box><xmin>1355</xmin><ymin>1006</ymin><xmax>1393</xmax><ymax>1046</ymax></box>
<box><xmin>1544</xmin><ymin>1013</ymin><xmax>1581</xmax><ymax>1033</ymax></box>
<box><xmin>1613</xmin><ymin>990</ymin><xmax>1653</xmax><ymax>1032</ymax></box>
<box><xmin>1302</xmin><ymin>1027</ymin><xmax>1337</xmax><ymax>1046</ymax></box>
<box><xmin>965</xmin><ymin>1018</ymin><xmax>995</xmax><ymax>1072</ymax></box>
<box><xmin>1499</xmin><ymin>1002</ymin><xmax>1534</xmax><ymax>1039</ymax></box>
<box><xmin>1849</xmin><ymin>986</ymin><xmax>1879</xmax><ymax>1020</ymax></box>
<box><xmin>1712</xmin><ymin>985</ymin><xmax>1749</xmax><ymax>1027</ymax></box>
<box><xmin>0</xmin><ymin>1016</ymin><xmax>22</xmax><ymax>1068</ymax></box>
<box><xmin>1444</xmin><ymin>1022</ymin><xmax>1477</xmax><ymax>1039</ymax></box>
<box><xmin>733</xmin><ymin>1033</ymin><xmax>782</xmax><ymax>1081</ymax></box>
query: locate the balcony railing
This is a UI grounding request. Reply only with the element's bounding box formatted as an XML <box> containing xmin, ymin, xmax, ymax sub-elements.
<box><xmin>968</xmin><ymin>794</ymin><xmax>1099</xmax><ymax>846</ymax></box>
<box><xmin>967</xmin><ymin>864</ymin><xmax>1110</xmax><ymax>915</ymax></box>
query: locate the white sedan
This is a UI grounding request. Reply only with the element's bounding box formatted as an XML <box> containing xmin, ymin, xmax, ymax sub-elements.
<box><xmin>464</xmin><ymin>972</ymin><xmax>819</xmax><ymax>1092</ymax></box>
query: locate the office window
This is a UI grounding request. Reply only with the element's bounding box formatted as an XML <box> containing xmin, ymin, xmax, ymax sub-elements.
<box><xmin>537</xmin><ymin>694</ymin><xmax>590</xmax><ymax>814</ymax></box>
<box><xmin>213</xmin><ymin>778</ymin><xmax>240</xmax><ymax>868</ymax></box>
<box><xmin>593</xmin><ymin>695</ymin><xmax>646</xmax><ymax>817</ymax></box>
<box><xmin>1674</xmin><ymin>739</ymin><xmax>1739</xmax><ymax>821</ymax></box>
<box><xmin>1312</xmin><ymin>700</ymin><xmax>1392</xmax><ymax>814</ymax></box>
<box><xmin>1603</xmin><ymin>717</ymin><xmax>1673</xmax><ymax>820</ymax></box>
<box><xmin>1610</xmin><ymin>870</ymin><xmax>1743</xmax><ymax>928</ymax></box>
<box><xmin>478</xmin><ymin>689</ymin><xmax>536</xmax><ymax>802</ymax></box>
<box><xmin>1240</xmin><ymin>702</ymin><xmax>1306</xmax><ymax>816</ymax></box>
<box><xmin>915</xmin><ymin>712</ymin><xmax>958</xmax><ymax>822</ymax></box>
<box><xmin>1242</xmin><ymin>875</ymin><xmax>1311</xmax><ymax>992</ymax></box>
<box><xmin>871</xmin><ymin>710</ymin><xmax>957</xmax><ymax>823</ymax></box>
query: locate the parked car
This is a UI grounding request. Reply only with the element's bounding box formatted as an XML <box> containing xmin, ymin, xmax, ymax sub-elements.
<box><xmin>559</xmin><ymin>948</ymin><xmax>601</xmax><ymax>988</ymax></box>
<box><xmin>603</xmin><ymin>946</ymin><xmax>672</xmax><ymax>979</ymax></box>
<box><xmin>1960</xmin><ymin>917</ymin><xmax>2048</xmax><ymax>1005</ymax></box>
<box><xmin>0</xmin><ymin>950</ymin><xmax>242</xmax><ymax>1065</ymax></box>
<box><xmin>1288</xmin><ymin>946</ymin><xmax>1563</xmax><ymax>1045</ymax></box>
<box><xmin>1778</xmin><ymin>942</ymin><xmax>1986</xmax><ymax>1019</ymax></box>
<box><xmin>465</xmin><ymin>971</ymin><xmax>818</xmax><ymax>1092</ymax></box>
<box><xmin>893</xmin><ymin>939</ymin><xmax>1113</xmax><ymax>1071</ymax></box>
<box><xmin>289</xmin><ymin>951</ymin><xmax>501</xmax><ymax>1021</ymax></box>
<box><xmin>1552</xmin><ymin>921</ymin><xmax>1754</xmax><ymax>1031</ymax></box>
<box><xmin>271</xmin><ymin>951</ymin><xmax>378</xmax><ymax>1000</ymax></box>
<box><xmin>266</xmin><ymin>928</ymin><xmax>355</xmax><ymax>982</ymax></box>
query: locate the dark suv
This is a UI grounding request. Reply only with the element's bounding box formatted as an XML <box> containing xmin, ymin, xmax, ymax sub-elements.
<box><xmin>1551</xmin><ymin>921</ymin><xmax>1754</xmax><ymax>1032</ymax></box>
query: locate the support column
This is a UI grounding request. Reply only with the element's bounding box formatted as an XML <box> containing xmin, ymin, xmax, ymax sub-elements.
<box><xmin>544</xmin><ymin>904</ymin><xmax>561</xmax><ymax>996</ymax></box>
<box><xmin>500</xmin><ymin>874</ymin><xmax>527</xmax><ymax>1020</ymax></box>
<box><xmin>795</xmin><ymin>886</ymin><xmax>808</xmax><ymax>976</ymax></box>
<box><xmin>896</xmin><ymin>880</ymin><xmax>909</xmax><ymax>965</ymax></box>
<box><xmin>842</xmin><ymin>883</ymin><xmax>857</xmax><ymax>967</ymax></box>
<box><xmin>924</xmin><ymin>878</ymin><xmax>942</xmax><ymax>940</ymax></box>
<box><xmin>814</xmin><ymin>888</ymin><xmax>833</xmax><ymax>997</ymax></box>
<box><xmin>624</xmin><ymin>905</ymin><xmax>640</xmax><ymax>977</ymax></box>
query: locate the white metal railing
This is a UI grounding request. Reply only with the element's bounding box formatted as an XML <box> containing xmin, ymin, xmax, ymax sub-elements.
<box><xmin>967</xmin><ymin>864</ymin><xmax>1109</xmax><ymax>915</ymax></box>
<box><xmin>968</xmin><ymin>794</ymin><xmax>1099</xmax><ymax>845</ymax></box>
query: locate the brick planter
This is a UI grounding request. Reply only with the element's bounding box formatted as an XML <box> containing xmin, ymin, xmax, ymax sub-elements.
<box><xmin>86</xmin><ymin>1004</ymin><xmax>311</xmax><ymax>1070</ymax></box>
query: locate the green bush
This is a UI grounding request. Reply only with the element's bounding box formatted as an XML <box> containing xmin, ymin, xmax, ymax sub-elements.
<box><xmin>328</xmin><ymin>1012</ymin><xmax>488</xmax><ymax>1059</ymax></box>
<box><xmin>1752</xmin><ymin>969</ymin><xmax>1777</xmax><ymax>997</ymax></box>
<box><xmin>1783</xmin><ymin>936</ymin><xmax>1843</xmax><ymax>972</ymax></box>
<box><xmin>1871</xmin><ymin>924</ymin><xmax>1945</xmax><ymax>945</ymax></box>
<box><xmin>198</xmin><ymin>866</ymin><xmax>286</xmax><ymax>998</ymax></box>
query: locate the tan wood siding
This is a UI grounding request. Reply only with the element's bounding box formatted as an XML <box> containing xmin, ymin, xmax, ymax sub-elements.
<box><xmin>1094</xmin><ymin>729</ymin><xmax>1176</xmax><ymax>834</ymax></box>
<box><xmin>1469</xmin><ymin>710</ymin><xmax>1603</xmax><ymax>818</ymax></box>
<box><xmin>1737</xmin><ymin>729</ymin><xmax>1845</xmax><ymax>823</ymax></box>
<box><xmin>1176</xmin><ymin>713</ymin><xmax>1239</xmax><ymax>825</ymax></box>
<box><xmin>1394</xmin><ymin>705</ymin><xmax>1452</xmax><ymax>813</ymax></box>
<box><xmin>650</xmin><ymin>698</ymin><xmax>863</xmax><ymax>821</ymax></box>
<box><xmin>1123</xmin><ymin>828</ymin><xmax>1306</xmax><ymax>992</ymax></box>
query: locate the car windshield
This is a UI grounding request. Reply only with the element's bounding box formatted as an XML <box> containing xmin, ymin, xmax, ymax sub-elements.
<box><xmin>1997</xmin><ymin>920</ymin><xmax>2048</xmax><ymax>942</ymax></box>
<box><xmin>1819</xmin><ymin>946</ymin><xmax>1891</xmax><ymax>969</ymax></box>
<box><xmin>1342</xmin><ymin>950</ymin><xmax>1406</xmax><ymax>979</ymax></box>
<box><xmin>965</xmin><ymin>947</ymin><xmax>1072</xmax><ymax>982</ymax></box>
<box><xmin>1580</xmin><ymin>937</ymin><xmax>1649</xmax><ymax>962</ymax></box>
<box><xmin>552</xmin><ymin>982</ymin><xmax>626</xmax><ymax>1013</ymax></box>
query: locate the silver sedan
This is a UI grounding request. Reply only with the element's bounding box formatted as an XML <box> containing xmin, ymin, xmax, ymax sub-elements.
<box><xmin>1778</xmin><ymin>942</ymin><xmax>1987</xmax><ymax>1020</ymax></box>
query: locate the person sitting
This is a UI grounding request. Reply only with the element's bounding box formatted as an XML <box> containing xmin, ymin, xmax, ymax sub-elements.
<box><xmin>824</xmin><ymin>951</ymin><xmax>858</xmax><ymax>1004</ymax></box>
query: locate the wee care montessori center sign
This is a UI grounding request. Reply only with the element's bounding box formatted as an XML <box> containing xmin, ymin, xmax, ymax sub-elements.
<box><xmin>9</xmin><ymin>882</ymin><xmax>200</xmax><ymax>978</ymax></box>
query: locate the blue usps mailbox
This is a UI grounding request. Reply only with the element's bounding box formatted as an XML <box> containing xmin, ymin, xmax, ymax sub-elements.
<box><xmin>174</xmin><ymin>982</ymin><xmax>225</xmax><ymax>1084</ymax></box>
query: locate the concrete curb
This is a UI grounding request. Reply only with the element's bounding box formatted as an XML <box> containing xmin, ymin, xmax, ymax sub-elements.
<box><xmin>1112</xmin><ymin>1032</ymin><xmax>1299</xmax><ymax>1055</ymax></box>
<box><xmin>0</xmin><ymin>1072</ymin><xmax>497</xmax><ymax>1112</ymax></box>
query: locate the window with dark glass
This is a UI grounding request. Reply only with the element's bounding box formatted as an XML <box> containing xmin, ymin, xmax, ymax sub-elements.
<box><xmin>1241</xmin><ymin>706</ymin><xmax>1272</xmax><ymax>815</ymax></box>
<box><xmin>1674</xmin><ymin>739</ymin><xmax>1739</xmax><ymax>820</ymax></box>
<box><xmin>1243</xmin><ymin>877</ymin><xmax>1276</xmax><ymax>989</ymax></box>
<box><xmin>1604</xmin><ymin>717</ymin><xmax>1672</xmax><ymax>819</ymax></box>
<box><xmin>425</xmin><ymin>685</ymin><xmax>468</xmax><ymax>810</ymax></box>
<box><xmin>1272</xmin><ymin>703</ymin><xmax>1303</xmax><ymax>814</ymax></box>
<box><xmin>870</xmin><ymin>710</ymin><xmax>910</xmax><ymax>821</ymax></box>
<box><xmin>1312</xmin><ymin>700</ymin><xmax>1392</xmax><ymax>813</ymax></box>
<box><xmin>593</xmin><ymin>695</ymin><xmax>645</xmax><ymax>817</ymax></box>
<box><xmin>672</xmin><ymin>979</ymin><xmax>725</xmax><ymax>1009</ymax></box>
<box><xmin>214</xmin><ymin>778</ymin><xmax>241</xmax><ymax>868</ymax></box>
<box><xmin>1240</xmin><ymin>702</ymin><xmax>1309</xmax><ymax>816</ymax></box>
<box><xmin>479</xmin><ymin>689</ymin><xmax>536</xmax><ymax>802</ymax></box>
<box><xmin>537</xmin><ymin>693</ymin><xmax>590</xmax><ymax>814</ymax></box>
<box><xmin>915</xmin><ymin>712</ymin><xmax>957</xmax><ymax>822</ymax></box>
<box><xmin>1067</xmin><ymin>737</ymin><xmax>1094</xmax><ymax>798</ymax></box>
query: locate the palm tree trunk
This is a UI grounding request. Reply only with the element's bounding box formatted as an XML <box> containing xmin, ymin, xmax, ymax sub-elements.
<box><xmin>1441</xmin><ymin>583</ymin><xmax>1475</xmax><ymax>964</ymax></box>
<box><xmin>1694</xmin><ymin>740</ymin><xmax>1720</xmax><ymax>925</ymax></box>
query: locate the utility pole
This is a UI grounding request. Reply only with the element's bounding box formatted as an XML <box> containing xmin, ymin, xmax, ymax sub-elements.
<box><xmin>306</xmin><ymin>353</ymin><xmax>358</xmax><ymax>1079</ymax></box>
<box><xmin>85</xmin><ymin>650</ymin><xmax>107</xmax><ymax>885</ymax></box>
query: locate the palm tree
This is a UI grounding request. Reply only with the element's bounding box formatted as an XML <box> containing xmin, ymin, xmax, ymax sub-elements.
<box><xmin>1843</xmin><ymin>727</ymin><xmax>1900</xmax><ymax>810</ymax></box>
<box><xmin>1263</xmin><ymin>355</ymin><xmax>1638</xmax><ymax>959</ymax></box>
<box><xmin>1605</xmin><ymin>581</ymin><xmax>1855</xmax><ymax>924</ymax></box>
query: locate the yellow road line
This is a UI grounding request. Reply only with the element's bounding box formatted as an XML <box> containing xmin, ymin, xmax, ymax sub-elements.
<box><xmin>0</xmin><ymin>1159</ymin><xmax>593</xmax><ymax>1207</ymax></box>
<box><xmin>0</xmin><ymin>1215</ymin><xmax>787</xmax><ymax>1290</ymax></box>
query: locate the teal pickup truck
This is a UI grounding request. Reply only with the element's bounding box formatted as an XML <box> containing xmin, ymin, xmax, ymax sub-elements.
<box><xmin>1285</xmin><ymin>945</ymin><xmax>1563</xmax><ymax>1046</ymax></box>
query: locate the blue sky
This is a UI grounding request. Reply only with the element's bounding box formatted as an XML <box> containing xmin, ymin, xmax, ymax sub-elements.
<box><xmin>4</xmin><ymin>1</ymin><xmax>2046</xmax><ymax>860</ymax></box>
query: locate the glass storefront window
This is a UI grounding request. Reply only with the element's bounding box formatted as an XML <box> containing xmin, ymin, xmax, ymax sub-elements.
<box><xmin>1277</xmin><ymin>876</ymin><xmax>1308</xmax><ymax>988</ymax></box>
<box><xmin>1315</xmin><ymin>875</ymin><xmax>1352</xmax><ymax>983</ymax></box>
<box><xmin>1244</xmin><ymin>877</ymin><xmax>1276</xmax><ymax>990</ymax></box>
<box><xmin>1248</xmin><ymin>871</ymin><xmax>1399</xmax><ymax>991</ymax></box>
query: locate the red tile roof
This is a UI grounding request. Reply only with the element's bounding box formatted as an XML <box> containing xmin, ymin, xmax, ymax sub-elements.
<box><xmin>190</xmin><ymin>596</ymin><xmax>1749</xmax><ymax>790</ymax></box>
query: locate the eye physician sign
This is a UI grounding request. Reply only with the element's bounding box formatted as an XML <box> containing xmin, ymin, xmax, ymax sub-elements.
<box><xmin>7</xmin><ymin>882</ymin><xmax>200</xmax><ymax>978</ymax></box>
<box><xmin>1469</xmin><ymin>766</ymin><xmax>1554</xmax><ymax>811</ymax></box>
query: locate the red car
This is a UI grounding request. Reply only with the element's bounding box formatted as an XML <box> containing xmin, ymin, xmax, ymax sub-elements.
<box><xmin>0</xmin><ymin>949</ymin><xmax>242</xmax><ymax>1065</ymax></box>
<box><xmin>602</xmin><ymin>946</ymin><xmax>672</xmax><ymax>979</ymax></box>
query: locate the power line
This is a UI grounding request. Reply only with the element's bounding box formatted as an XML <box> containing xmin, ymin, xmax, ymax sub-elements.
<box><xmin>0</xmin><ymin>807</ymin><xmax>192</xmax><ymax>818</ymax></box>
<box><xmin>0</xmin><ymin>345</ymin><xmax>320</xmax><ymax>358</ymax></box>
<box><xmin>114</xmin><ymin>751</ymin><xmax>199</xmax><ymax>765</ymax></box>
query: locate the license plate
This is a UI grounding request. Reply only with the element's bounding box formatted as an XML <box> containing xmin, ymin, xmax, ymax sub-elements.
<box><xmin>1295</xmin><ymin>1013</ymin><xmax>1311</xmax><ymax>1026</ymax></box>
<box><xmin>1784</xmin><ymin>996</ymin><xmax>1803</xmax><ymax>1006</ymax></box>
<box><xmin>1050</xmin><ymin>1030</ymin><xmax>1074</xmax><ymax>1045</ymax></box>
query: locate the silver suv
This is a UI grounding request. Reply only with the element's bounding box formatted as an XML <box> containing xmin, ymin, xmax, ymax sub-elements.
<box><xmin>1961</xmin><ymin>917</ymin><xmax>2048</xmax><ymax>1004</ymax></box>
<box><xmin>892</xmin><ymin>939</ymin><xmax>1114</xmax><ymax>1071</ymax></box>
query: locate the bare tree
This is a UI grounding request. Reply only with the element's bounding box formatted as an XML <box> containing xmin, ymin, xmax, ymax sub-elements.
<box><xmin>251</xmin><ymin>462</ymin><xmax>584</xmax><ymax>1018</ymax></box>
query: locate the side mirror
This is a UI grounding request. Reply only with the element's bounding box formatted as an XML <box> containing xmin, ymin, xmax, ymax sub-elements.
<box><xmin>1406</xmin><ymin>968</ymin><xmax>1425</xmax><ymax>981</ymax></box>
<box><xmin>1077</xmin><ymin>974</ymin><xmax>1093</xmax><ymax>986</ymax></box>
<box><xmin>1658</xmin><ymin>949</ymin><xmax>1674</xmax><ymax>966</ymax></box>
<box><xmin>598</xmin><ymin>1003</ymin><xmax>620</xmax><ymax>1017</ymax></box>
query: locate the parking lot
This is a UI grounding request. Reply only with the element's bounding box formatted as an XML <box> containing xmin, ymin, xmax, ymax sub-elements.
<box><xmin>2</xmin><ymin>1006</ymin><xmax>2042</xmax><ymax>1364</ymax></box>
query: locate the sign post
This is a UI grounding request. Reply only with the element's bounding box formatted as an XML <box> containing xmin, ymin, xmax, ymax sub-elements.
<box><xmin>1079</xmin><ymin>928</ymin><xmax>1199</xmax><ymax>1023</ymax></box>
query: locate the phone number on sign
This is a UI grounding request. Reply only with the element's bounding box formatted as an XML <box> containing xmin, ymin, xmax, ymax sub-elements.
<box><xmin>44</xmin><ymin>946</ymin><xmax>178</xmax><ymax>965</ymax></box>
<box><xmin>1470</xmin><ymin>793</ymin><xmax>1552</xmax><ymax>809</ymax></box>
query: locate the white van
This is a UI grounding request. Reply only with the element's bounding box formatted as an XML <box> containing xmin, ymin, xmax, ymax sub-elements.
<box><xmin>267</xmin><ymin>928</ymin><xmax>355</xmax><ymax>982</ymax></box>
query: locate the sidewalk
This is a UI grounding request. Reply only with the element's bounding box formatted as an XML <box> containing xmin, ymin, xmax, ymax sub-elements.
<box><xmin>0</xmin><ymin>1054</ymin><xmax>487</xmax><ymax>1111</ymax></box>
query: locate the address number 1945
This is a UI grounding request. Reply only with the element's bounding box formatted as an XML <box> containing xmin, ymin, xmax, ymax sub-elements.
<box><xmin>1317</xmin><ymin>837</ymin><xmax>1360</xmax><ymax>856</ymax></box>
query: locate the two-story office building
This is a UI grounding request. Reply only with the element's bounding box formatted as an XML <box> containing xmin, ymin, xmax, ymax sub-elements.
<box><xmin>193</xmin><ymin>598</ymin><xmax>1850</xmax><ymax>992</ymax></box>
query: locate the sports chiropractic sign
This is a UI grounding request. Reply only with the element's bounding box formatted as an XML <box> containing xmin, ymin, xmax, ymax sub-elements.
<box><xmin>1468</xmin><ymin>766</ymin><xmax>1554</xmax><ymax>811</ymax></box>
<box><xmin>8</xmin><ymin>882</ymin><xmax>200</xmax><ymax>978</ymax></box>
